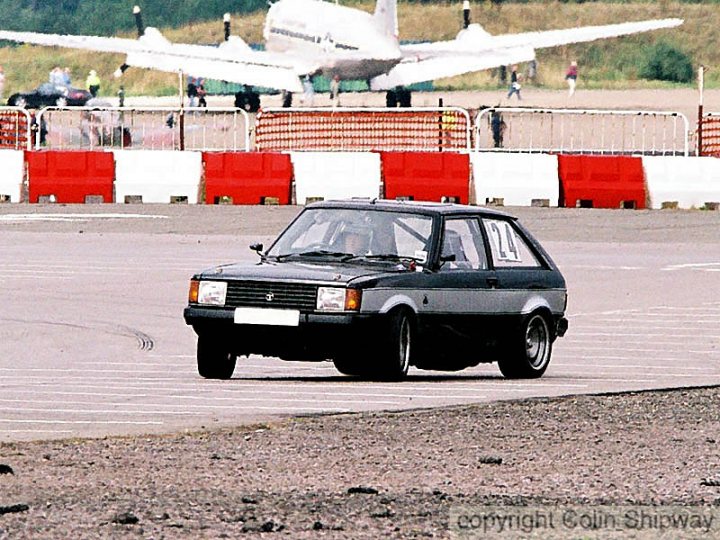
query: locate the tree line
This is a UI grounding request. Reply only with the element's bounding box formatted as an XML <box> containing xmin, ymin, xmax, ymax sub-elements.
<box><xmin>0</xmin><ymin>0</ymin><xmax>266</xmax><ymax>36</ymax></box>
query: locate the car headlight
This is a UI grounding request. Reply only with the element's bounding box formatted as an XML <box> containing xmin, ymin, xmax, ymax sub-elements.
<box><xmin>196</xmin><ymin>280</ymin><xmax>227</xmax><ymax>306</ymax></box>
<box><xmin>316</xmin><ymin>287</ymin><xmax>362</xmax><ymax>312</ymax></box>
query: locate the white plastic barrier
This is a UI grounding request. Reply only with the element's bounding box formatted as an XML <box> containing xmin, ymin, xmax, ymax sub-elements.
<box><xmin>289</xmin><ymin>152</ymin><xmax>382</xmax><ymax>204</ymax></box>
<box><xmin>0</xmin><ymin>150</ymin><xmax>24</xmax><ymax>202</ymax></box>
<box><xmin>113</xmin><ymin>150</ymin><xmax>202</xmax><ymax>204</ymax></box>
<box><xmin>643</xmin><ymin>156</ymin><xmax>720</xmax><ymax>209</ymax></box>
<box><xmin>470</xmin><ymin>152</ymin><xmax>560</xmax><ymax>207</ymax></box>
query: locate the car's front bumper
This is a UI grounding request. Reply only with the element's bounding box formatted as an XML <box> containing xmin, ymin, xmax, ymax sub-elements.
<box><xmin>184</xmin><ymin>306</ymin><xmax>367</xmax><ymax>326</ymax></box>
<box><xmin>184</xmin><ymin>306</ymin><xmax>381</xmax><ymax>361</ymax></box>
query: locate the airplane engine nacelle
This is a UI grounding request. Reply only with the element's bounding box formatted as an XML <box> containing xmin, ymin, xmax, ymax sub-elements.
<box><xmin>139</xmin><ymin>27</ymin><xmax>171</xmax><ymax>48</ymax></box>
<box><xmin>456</xmin><ymin>23</ymin><xmax>493</xmax><ymax>44</ymax></box>
<box><xmin>219</xmin><ymin>36</ymin><xmax>252</xmax><ymax>53</ymax></box>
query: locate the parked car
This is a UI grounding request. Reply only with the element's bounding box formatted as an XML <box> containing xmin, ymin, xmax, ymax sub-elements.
<box><xmin>184</xmin><ymin>200</ymin><xmax>568</xmax><ymax>380</ymax></box>
<box><xmin>6</xmin><ymin>83</ymin><xmax>92</xmax><ymax>108</ymax></box>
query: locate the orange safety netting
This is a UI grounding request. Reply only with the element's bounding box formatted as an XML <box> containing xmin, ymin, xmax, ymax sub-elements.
<box><xmin>254</xmin><ymin>110</ymin><xmax>469</xmax><ymax>152</ymax></box>
<box><xmin>700</xmin><ymin>116</ymin><xmax>720</xmax><ymax>157</ymax></box>
<box><xmin>0</xmin><ymin>111</ymin><xmax>29</xmax><ymax>149</ymax></box>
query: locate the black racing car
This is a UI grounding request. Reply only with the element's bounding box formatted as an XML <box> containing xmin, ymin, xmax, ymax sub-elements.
<box><xmin>6</xmin><ymin>83</ymin><xmax>92</xmax><ymax>109</ymax></box>
<box><xmin>184</xmin><ymin>200</ymin><xmax>568</xmax><ymax>381</ymax></box>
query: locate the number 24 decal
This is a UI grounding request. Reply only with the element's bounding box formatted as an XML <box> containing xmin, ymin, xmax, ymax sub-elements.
<box><xmin>487</xmin><ymin>221</ymin><xmax>521</xmax><ymax>262</ymax></box>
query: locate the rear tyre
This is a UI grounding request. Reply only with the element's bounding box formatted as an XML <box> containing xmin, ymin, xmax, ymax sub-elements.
<box><xmin>197</xmin><ymin>334</ymin><xmax>236</xmax><ymax>379</ymax></box>
<box><xmin>498</xmin><ymin>312</ymin><xmax>552</xmax><ymax>379</ymax></box>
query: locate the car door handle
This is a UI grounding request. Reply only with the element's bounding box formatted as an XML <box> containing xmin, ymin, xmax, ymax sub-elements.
<box><xmin>486</xmin><ymin>277</ymin><xmax>499</xmax><ymax>288</ymax></box>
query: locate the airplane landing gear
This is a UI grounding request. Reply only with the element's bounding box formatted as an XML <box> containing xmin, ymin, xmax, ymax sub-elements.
<box><xmin>385</xmin><ymin>87</ymin><xmax>412</xmax><ymax>107</ymax></box>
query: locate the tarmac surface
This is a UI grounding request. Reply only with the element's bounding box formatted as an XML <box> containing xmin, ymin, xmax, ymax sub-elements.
<box><xmin>125</xmin><ymin>88</ymin><xmax>720</xmax><ymax>125</ymax></box>
<box><xmin>1</xmin><ymin>204</ymin><xmax>718</xmax><ymax>443</ymax></box>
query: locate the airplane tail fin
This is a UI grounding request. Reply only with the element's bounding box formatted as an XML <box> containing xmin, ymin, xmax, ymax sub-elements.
<box><xmin>373</xmin><ymin>0</ymin><xmax>398</xmax><ymax>40</ymax></box>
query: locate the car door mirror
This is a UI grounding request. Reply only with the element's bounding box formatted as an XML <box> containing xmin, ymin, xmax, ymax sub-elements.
<box><xmin>439</xmin><ymin>254</ymin><xmax>456</xmax><ymax>262</ymax></box>
<box><xmin>250</xmin><ymin>243</ymin><xmax>264</xmax><ymax>254</ymax></box>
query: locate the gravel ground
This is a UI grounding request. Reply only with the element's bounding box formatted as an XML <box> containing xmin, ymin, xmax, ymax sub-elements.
<box><xmin>2</xmin><ymin>386</ymin><xmax>720</xmax><ymax>539</ymax></box>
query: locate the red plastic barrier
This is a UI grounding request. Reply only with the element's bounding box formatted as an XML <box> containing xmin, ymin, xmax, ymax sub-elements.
<box><xmin>557</xmin><ymin>155</ymin><xmax>646</xmax><ymax>209</ymax></box>
<box><xmin>203</xmin><ymin>152</ymin><xmax>293</xmax><ymax>205</ymax></box>
<box><xmin>381</xmin><ymin>152</ymin><xmax>470</xmax><ymax>204</ymax></box>
<box><xmin>27</xmin><ymin>151</ymin><xmax>115</xmax><ymax>203</ymax></box>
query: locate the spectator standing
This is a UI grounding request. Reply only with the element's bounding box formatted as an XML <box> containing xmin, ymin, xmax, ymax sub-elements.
<box><xmin>526</xmin><ymin>59</ymin><xmax>537</xmax><ymax>82</ymax></box>
<box><xmin>186</xmin><ymin>76</ymin><xmax>198</xmax><ymax>107</ymax></box>
<box><xmin>197</xmin><ymin>81</ymin><xmax>207</xmax><ymax>107</ymax></box>
<box><xmin>490</xmin><ymin>110</ymin><xmax>506</xmax><ymax>148</ymax></box>
<box><xmin>0</xmin><ymin>66</ymin><xmax>5</xmax><ymax>102</ymax></box>
<box><xmin>566</xmin><ymin>61</ymin><xmax>578</xmax><ymax>96</ymax></box>
<box><xmin>49</xmin><ymin>66</ymin><xmax>63</xmax><ymax>86</ymax></box>
<box><xmin>86</xmin><ymin>70</ymin><xmax>101</xmax><ymax>97</ymax></box>
<box><xmin>329</xmin><ymin>75</ymin><xmax>340</xmax><ymax>105</ymax></box>
<box><xmin>301</xmin><ymin>75</ymin><xmax>314</xmax><ymax>106</ymax></box>
<box><xmin>62</xmin><ymin>67</ymin><xmax>72</xmax><ymax>86</ymax></box>
<box><xmin>507</xmin><ymin>65</ymin><xmax>522</xmax><ymax>100</ymax></box>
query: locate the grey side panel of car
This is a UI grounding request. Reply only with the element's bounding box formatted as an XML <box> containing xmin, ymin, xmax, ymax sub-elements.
<box><xmin>361</xmin><ymin>288</ymin><xmax>566</xmax><ymax>316</ymax></box>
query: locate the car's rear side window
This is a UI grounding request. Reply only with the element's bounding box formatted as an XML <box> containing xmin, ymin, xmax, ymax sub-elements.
<box><xmin>440</xmin><ymin>218</ymin><xmax>487</xmax><ymax>270</ymax></box>
<box><xmin>483</xmin><ymin>218</ymin><xmax>541</xmax><ymax>268</ymax></box>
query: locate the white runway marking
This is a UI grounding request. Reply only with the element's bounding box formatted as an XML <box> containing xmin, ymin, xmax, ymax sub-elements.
<box><xmin>558</xmin><ymin>345</ymin><xmax>718</xmax><ymax>355</ymax></box>
<box><xmin>0</xmin><ymin>396</ymin><xmax>403</xmax><ymax>407</ymax></box>
<box><xmin>663</xmin><ymin>262</ymin><xmax>720</xmax><ymax>272</ymax></box>
<box><xmin>555</xmin><ymin>359</ymin><xmax>717</xmax><ymax>369</ymax></box>
<box><xmin>5</xmin><ymin>430</ymin><xmax>74</xmax><ymax>434</ymax></box>
<box><xmin>0</xmin><ymin>419</ymin><xmax>164</xmax><ymax>425</ymax></box>
<box><xmin>0</xmin><ymin>378</ymin><xmax>590</xmax><ymax>390</ymax></box>
<box><xmin>0</xmin><ymin>213</ymin><xmax>169</xmax><ymax>222</ymax></box>
<box><xmin>572</xmin><ymin>332</ymin><xmax>720</xmax><ymax>339</ymax></box>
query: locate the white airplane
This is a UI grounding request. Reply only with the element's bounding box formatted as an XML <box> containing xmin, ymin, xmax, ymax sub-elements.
<box><xmin>0</xmin><ymin>0</ymin><xmax>682</xmax><ymax>106</ymax></box>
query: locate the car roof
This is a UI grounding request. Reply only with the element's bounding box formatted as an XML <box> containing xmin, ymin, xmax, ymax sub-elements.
<box><xmin>306</xmin><ymin>199</ymin><xmax>516</xmax><ymax>219</ymax></box>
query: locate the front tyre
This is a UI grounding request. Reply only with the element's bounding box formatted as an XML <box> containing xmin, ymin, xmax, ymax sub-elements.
<box><xmin>375</xmin><ymin>309</ymin><xmax>413</xmax><ymax>381</ymax></box>
<box><xmin>197</xmin><ymin>334</ymin><xmax>237</xmax><ymax>379</ymax></box>
<box><xmin>333</xmin><ymin>356</ymin><xmax>370</xmax><ymax>377</ymax></box>
<box><xmin>498</xmin><ymin>312</ymin><xmax>552</xmax><ymax>379</ymax></box>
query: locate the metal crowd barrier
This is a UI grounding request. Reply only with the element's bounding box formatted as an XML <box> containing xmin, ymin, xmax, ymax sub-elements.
<box><xmin>34</xmin><ymin>107</ymin><xmax>251</xmax><ymax>151</ymax></box>
<box><xmin>475</xmin><ymin>108</ymin><xmax>690</xmax><ymax>157</ymax></box>
<box><xmin>0</xmin><ymin>107</ymin><xmax>33</xmax><ymax>151</ymax></box>
<box><xmin>12</xmin><ymin>104</ymin><xmax>697</xmax><ymax>156</ymax></box>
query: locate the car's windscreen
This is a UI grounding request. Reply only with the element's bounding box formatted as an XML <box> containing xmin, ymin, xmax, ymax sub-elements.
<box><xmin>267</xmin><ymin>208</ymin><xmax>433</xmax><ymax>262</ymax></box>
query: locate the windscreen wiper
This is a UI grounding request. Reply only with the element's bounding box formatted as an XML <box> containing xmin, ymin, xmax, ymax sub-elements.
<box><xmin>361</xmin><ymin>253</ymin><xmax>424</xmax><ymax>263</ymax></box>
<box><xmin>273</xmin><ymin>250</ymin><xmax>354</xmax><ymax>261</ymax></box>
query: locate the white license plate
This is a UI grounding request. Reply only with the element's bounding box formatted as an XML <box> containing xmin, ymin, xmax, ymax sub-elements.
<box><xmin>234</xmin><ymin>307</ymin><xmax>300</xmax><ymax>327</ymax></box>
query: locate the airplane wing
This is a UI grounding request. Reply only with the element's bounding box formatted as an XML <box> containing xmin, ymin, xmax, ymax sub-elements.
<box><xmin>371</xmin><ymin>18</ymin><xmax>683</xmax><ymax>90</ymax></box>
<box><xmin>0</xmin><ymin>28</ymin><xmax>309</xmax><ymax>93</ymax></box>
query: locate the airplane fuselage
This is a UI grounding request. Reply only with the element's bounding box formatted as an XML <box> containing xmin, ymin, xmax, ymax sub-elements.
<box><xmin>263</xmin><ymin>0</ymin><xmax>402</xmax><ymax>81</ymax></box>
